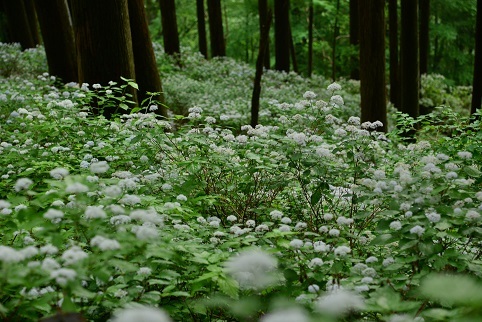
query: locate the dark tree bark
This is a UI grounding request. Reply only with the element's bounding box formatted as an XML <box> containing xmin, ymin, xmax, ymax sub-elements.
<box><xmin>71</xmin><ymin>0</ymin><xmax>137</xmax><ymax>118</ymax></box>
<box><xmin>307</xmin><ymin>0</ymin><xmax>313</xmax><ymax>77</ymax></box>
<box><xmin>349</xmin><ymin>0</ymin><xmax>359</xmax><ymax>80</ymax></box>
<box><xmin>196</xmin><ymin>0</ymin><xmax>208</xmax><ymax>58</ymax></box>
<box><xmin>258</xmin><ymin>0</ymin><xmax>270</xmax><ymax>69</ymax></box>
<box><xmin>3</xmin><ymin>0</ymin><xmax>37</xmax><ymax>49</ymax></box>
<box><xmin>251</xmin><ymin>10</ymin><xmax>272</xmax><ymax>127</ymax></box>
<box><xmin>128</xmin><ymin>0</ymin><xmax>167</xmax><ymax>117</ymax></box>
<box><xmin>359</xmin><ymin>0</ymin><xmax>387</xmax><ymax>132</ymax></box>
<box><xmin>331</xmin><ymin>0</ymin><xmax>340</xmax><ymax>81</ymax></box>
<box><xmin>274</xmin><ymin>0</ymin><xmax>290</xmax><ymax>72</ymax></box>
<box><xmin>419</xmin><ymin>0</ymin><xmax>430</xmax><ymax>75</ymax></box>
<box><xmin>289</xmin><ymin>19</ymin><xmax>298</xmax><ymax>73</ymax></box>
<box><xmin>400</xmin><ymin>0</ymin><xmax>419</xmax><ymax>121</ymax></box>
<box><xmin>159</xmin><ymin>0</ymin><xmax>180</xmax><ymax>58</ymax></box>
<box><xmin>207</xmin><ymin>0</ymin><xmax>226</xmax><ymax>57</ymax></box>
<box><xmin>471</xmin><ymin>0</ymin><xmax>482</xmax><ymax>119</ymax></box>
<box><xmin>34</xmin><ymin>0</ymin><xmax>77</xmax><ymax>83</ymax></box>
<box><xmin>389</xmin><ymin>0</ymin><xmax>400</xmax><ymax>108</ymax></box>
<box><xmin>23</xmin><ymin>0</ymin><xmax>41</xmax><ymax>45</ymax></box>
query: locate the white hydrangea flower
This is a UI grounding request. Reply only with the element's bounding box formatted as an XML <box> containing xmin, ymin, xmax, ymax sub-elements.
<box><xmin>410</xmin><ymin>225</ymin><xmax>425</xmax><ymax>236</ymax></box>
<box><xmin>65</xmin><ymin>182</ymin><xmax>89</xmax><ymax>194</ymax></box>
<box><xmin>389</xmin><ymin>221</ymin><xmax>402</xmax><ymax>230</ymax></box>
<box><xmin>84</xmin><ymin>206</ymin><xmax>107</xmax><ymax>219</ymax></box>
<box><xmin>270</xmin><ymin>210</ymin><xmax>283</xmax><ymax>220</ymax></box>
<box><xmin>61</xmin><ymin>246</ymin><xmax>88</xmax><ymax>265</ymax></box>
<box><xmin>327</xmin><ymin>82</ymin><xmax>342</xmax><ymax>92</ymax></box>
<box><xmin>316</xmin><ymin>289</ymin><xmax>364</xmax><ymax>316</ymax></box>
<box><xmin>309</xmin><ymin>257</ymin><xmax>324</xmax><ymax>267</ymax></box>
<box><xmin>290</xmin><ymin>239</ymin><xmax>304</xmax><ymax>249</ymax></box>
<box><xmin>260</xmin><ymin>307</ymin><xmax>309</xmax><ymax>322</ymax></box>
<box><xmin>14</xmin><ymin>178</ymin><xmax>33</xmax><ymax>192</ymax></box>
<box><xmin>49</xmin><ymin>168</ymin><xmax>69</xmax><ymax>180</ymax></box>
<box><xmin>224</xmin><ymin>248</ymin><xmax>278</xmax><ymax>290</ymax></box>
<box><xmin>50</xmin><ymin>268</ymin><xmax>77</xmax><ymax>286</ymax></box>
<box><xmin>111</xmin><ymin>306</ymin><xmax>172</xmax><ymax>322</ymax></box>
<box><xmin>334</xmin><ymin>246</ymin><xmax>351</xmax><ymax>256</ymax></box>
<box><xmin>90</xmin><ymin>161</ymin><xmax>110</xmax><ymax>174</ymax></box>
<box><xmin>90</xmin><ymin>235</ymin><xmax>121</xmax><ymax>251</ymax></box>
<box><xmin>0</xmin><ymin>246</ymin><xmax>25</xmax><ymax>263</ymax></box>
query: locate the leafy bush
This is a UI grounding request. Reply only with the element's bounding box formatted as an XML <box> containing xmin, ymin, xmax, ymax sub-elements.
<box><xmin>0</xmin><ymin>44</ymin><xmax>481</xmax><ymax>322</ymax></box>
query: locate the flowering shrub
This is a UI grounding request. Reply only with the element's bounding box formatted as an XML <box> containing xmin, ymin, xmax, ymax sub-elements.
<box><xmin>0</xmin><ymin>44</ymin><xmax>481</xmax><ymax>321</ymax></box>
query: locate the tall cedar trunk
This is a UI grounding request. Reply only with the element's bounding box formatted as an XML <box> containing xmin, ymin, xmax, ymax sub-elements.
<box><xmin>349</xmin><ymin>0</ymin><xmax>359</xmax><ymax>80</ymax></box>
<box><xmin>419</xmin><ymin>0</ymin><xmax>430</xmax><ymax>75</ymax></box>
<box><xmin>289</xmin><ymin>19</ymin><xmax>298</xmax><ymax>73</ymax></box>
<box><xmin>400</xmin><ymin>0</ymin><xmax>420</xmax><ymax>121</ymax></box>
<box><xmin>332</xmin><ymin>0</ymin><xmax>340</xmax><ymax>81</ymax></box>
<box><xmin>274</xmin><ymin>0</ymin><xmax>290</xmax><ymax>72</ymax></box>
<box><xmin>128</xmin><ymin>0</ymin><xmax>167</xmax><ymax>117</ymax></box>
<box><xmin>307</xmin><ymin>0</ymin><xmax>313</xmax><ymax>77</ymax></box>
<box><xmin>71</xmin><ymin>0</ymin><xmax>137</xmax><ymax>118</ymax></box>
<box><xmin>207</xmin><ymin>0</ymin><xmax>226</xmax><ymax>57</ymax></box>
<box><xmin>3</xmin><ymin>0</ymin><xmax>37</xmax><ymax>49</ymax></box>
<box><xmin>258</xmin><ymin>0</ymin><xmax>270</xmax><ymax>69</ymax></box>
<box><xmin>389</xmin><ymin>0</ymin><xmax>400</xmax><ymax>108</ymax></box>
<box><xmin>359</xmin><ymin>0</ymin><xmax>387</xmax><ymax>132</ymax></box>
<box><xmin>24</xmin><ymin>0</ymin><xmax>41</xmax><ymax>45</ymax></box>
<box><xmin>34</xmin><ymin>0</ymin><xmax>77</xmax><ymax>83</ymax></box>
<box><xmin>251</xmin><ymin>10</ymin><xmax>273</xmax><ymax>127</ymax></box>
<box><xmin>196</xmin><ymin>0</ymin><xmax>208</xmax><ymax>58</ymax></box>
<box><xmin>471</xmin><ymin>0</ymin><xmax>482</xmax><ymax>119</ymax></box>
<box><xmin>159</xmin><ymin>0</ymin><xmax>180</xmax><ymax>58</ymax></box>
<box><xmin>0</xmin><ymin>0</ymin><xmax>9</xmax><ymax>43</ymax></box>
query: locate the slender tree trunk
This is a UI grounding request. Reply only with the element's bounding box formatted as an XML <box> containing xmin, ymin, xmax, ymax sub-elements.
<box><xmin>359</xmin><ymin>0</ymin><xmax>387</xmax><ymax>132</ymax></box>
<box><xmin>307</xmin><ymin>0</ymin><xmax>314</xmax><ymax>77</ymax></box>
<box><xmin>289</xmin><ymin>19</ymin><xmax>298</xmax><ymax>73</ymax></box>
<box><xmin>207</xmin><ymin>0</ymin><xmax>226</xmax><ymax>57</ymax></box>
<box><xmin>251</xmin><ymin>10</ymin><xmax>273</xmax><ymax>127</ymax></box>
<box><xmin>34</xmin><ymin>0</ymin><xmax>77</xmax><ymax>83</ymax></box>
<box><xmin>471</xmin><ymin>0</ymin><xmax>482</xmax><ymax>119</ymax></box>
<box><xmin>389</xmin><ymin>0</ymin><xmax>400</xmax><ymax>108</ymax></box>
<box><xmin>258</xmin><ymin>0</ymin><xmax>270</xmax><ymax>69</ymax></box>
<box><xmin>274</xmin><ymin>0</ymin><xmax>290</xmax><ymax>72</ymax></box>
<box><xmin>196</xmin><ymin>0</ymin><xmax>208</xmax><ymax>58</ymax></box>
<box><xmin>331</xmin><ymin>0</ymin><xmax>340</xmax><ymax>81</ymax></box>
<box><xmin>24</xmin><ymin>0</ymin><xmax>41</xmax><ymax>45</ymax></box>
<box><xmin>71</xmin><ymin>0</ymin><xmax>137</xmax><ymax>118</ymax></box>
<box><xmin>400</xmin><ymin>0</ymin><xmax>419</xmax><ymax>122</ymax></box>
<box><xmin>349</xmin><ymin>0</ymin><xmax>359</xmax><ymax>80</ymax></box>
<box><xmin>129</xmin><ymin>0</ymin><xmax>167</xmax><ymax>117</ymax></box>
<box><xmin>3</xmin><ymin>0</ymin><xmax>36</xmax><ymax>49</ymax></box>
<box><xmin>159</xmin><ymin>0</ymin><xmax>180</xmax><ymax>58</ymax></box>
<box><xmin>419</xmin><ymin>0</ymin><xmax>430</xmax><ymax>75</ymax></box>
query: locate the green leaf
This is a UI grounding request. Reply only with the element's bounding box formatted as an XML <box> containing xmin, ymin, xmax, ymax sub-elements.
<box><xmin>370</xmin><ymin>234</ymin><xmax>397</xmax><ymax>245</ymax></box>
<box><xmin>128</xmin><ymin>81</ymin><xmax>139</xmax><ymax>90</ymax></box>
<box><xmin>218</xmin><ymin>276</ymin><xmax>239</xmax><ymax>299</ymax></box>
<box><xmin>419</xmin><ymin>274</ymin><xmax>482</xmax><ymax>306</ymax></box>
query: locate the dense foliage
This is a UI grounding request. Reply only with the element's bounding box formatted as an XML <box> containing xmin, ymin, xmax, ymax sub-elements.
<box><xmin>143</xmin><ymin>0</ymin><xmax>478</xmax><ymax>84</ymax></box>
<box><xmin>0</xmin><ymin>43</ymin><xmax>482</xmax><ymax>322</ymax></box>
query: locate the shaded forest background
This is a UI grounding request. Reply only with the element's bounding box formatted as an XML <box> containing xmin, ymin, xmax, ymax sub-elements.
<box><xmin>0</xmin><ymin>0</ymin><xmax>477</xmax><ymax>85</ymax></box>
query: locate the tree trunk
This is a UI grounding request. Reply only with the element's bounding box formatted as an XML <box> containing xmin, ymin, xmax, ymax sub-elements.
<box><xmin>251</xmin><ymin>10</ymin><xmax>272</xmax><ymax>127</ymax></box>
<box><xmin>159</xmin><ymin>0</ymin><xmax>180</xmax><ymax>58</ymax></box>
<box><xmin>128</xmin><ymin>0</ymin><xmax>167</xmax><ymax>117</ymax></box>
<box><xmin>3</xmin><ymin>0</ymin><xmax>37</xmax><ymax>49</ymax></box>
<box><xmin>289</xmin><ymin>19</ymin><xmax>298</xmax><ymax>73</ymax></box>
<box><xmin>471</xmin><ymin>0</ymin><xmax>482</xmax><ymax>119</ymax></box>
<box><xmin>331</xmin><ymin>0</ymin><xmax>340</xmax><ymax>81</ymax></box>
<box><xmin>196</xmin><ymin>0</ymin><xmax>208</xmax><ymax>58</ymax></box>
<box><xmin>400</xmin><ymin>0</ymin><xmax>419</xmax><ymax>122</ymax></box>
<box><xmin>24</xmin><ymin>0</ymin><xmax>41</xmax><ymax>45</ymax></box>
<box><xmin>71</xmin><ymin>0</ymin><xmax>137</xmax><ymax>118</ymax></box>
<box><xmin>349</xmin><ymin>0</ymin><xmax>359</xmax><ymax>80</ymax></box>
<box><xmin>359</xmin><ymin>0</ymin><xmax>387</xmax><ymax>132</ymax></box>
<box><xmin>34</xmin><ymin>0</ymin><xmax>77</xmax><ymax>83</ymax></box>
<box><xmin>307</xmin><ymin>0</ymin><xmax>313</xmax><ymax>77</ymax></box>
<box><xmin>389</xmin><ymin>0</ymin><xmax>400</xmax><ymax>108</ymax></box>
<box><xmin>207</xmin><ymin>0</ymin><xmax>226</xmax><ymax>57</ymax></box>
<box><xmin>419</xmin><ymin>0</ymin><xmax>430</xmax><ymax>75</ymax></box>
<box><xmin>274</xmin><ymin>0</ymin><xmax>290</xmax><ymax>72</ymax></box>
<box><xmin>258</xmin><ymin>0</ymin><xmax>270</xmax><ymax>69</ymax></box>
